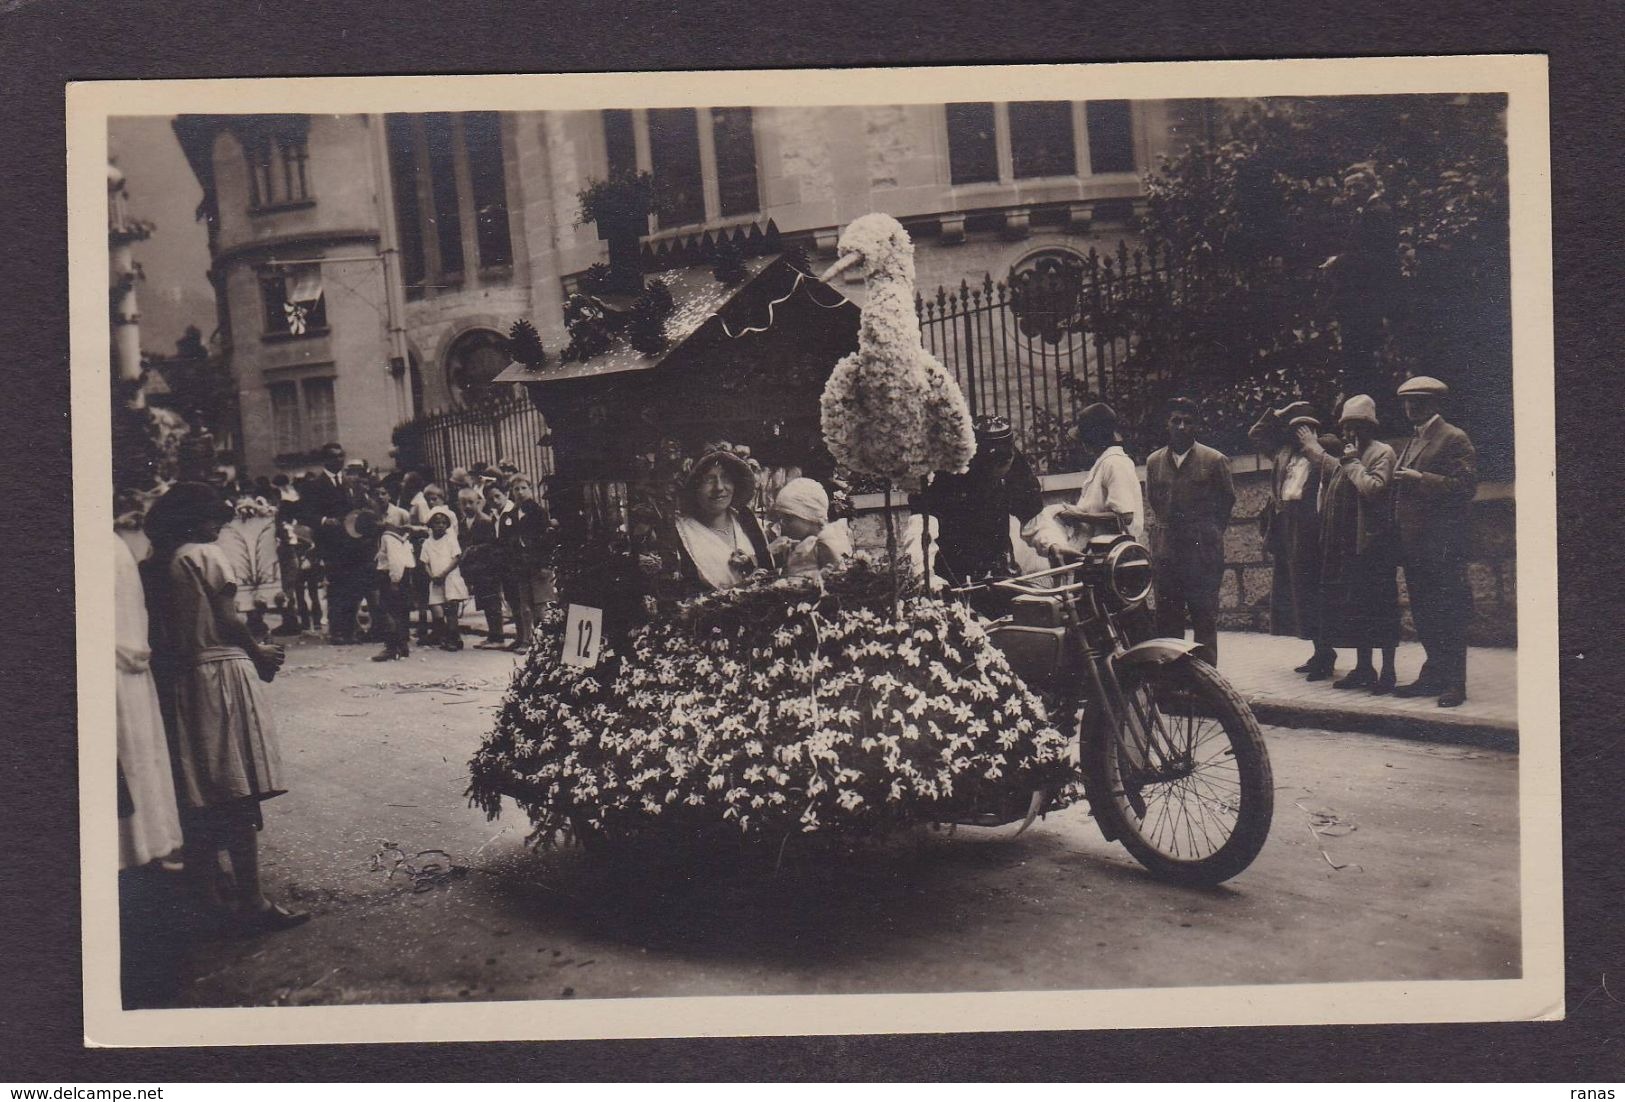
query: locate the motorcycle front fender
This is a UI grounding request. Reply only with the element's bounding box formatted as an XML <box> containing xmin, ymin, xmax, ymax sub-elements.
<box><xmin>1116</xmin><ymin>637</ymin><xmax>1209</xmax><ymax>668</ymax></box>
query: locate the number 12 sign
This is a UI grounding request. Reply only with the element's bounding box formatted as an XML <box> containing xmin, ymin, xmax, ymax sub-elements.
<box><xmin>561</xmin><ymin>604</ymin><xmax>604</xmax><ymax>669</ymax></box>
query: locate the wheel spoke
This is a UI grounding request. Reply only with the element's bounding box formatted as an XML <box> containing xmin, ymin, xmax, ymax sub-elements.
<box><xmin>1097</xmin><ymin>663</ymin><xmax>1270</xmax><ymax>877</ymax></box>
<box><xmin>1146</xmin><ymin>776</ymin><xmax>1226</xmax><ymax>859</ymax></box>
<box><xmin>1178</xmin><ymin>781</ymin><xmax>1203</xmax><ymax>858</ymax></box>
<box><xmin>1183</xmin><ymin>771</ymin><xmax>1242</xmax><ymax>818</ymax></box>
<box><xmin>1184</xmin><ymin>775</ymin><xmax>1232</xmax><ymax>851</ymax></box>
<box><xmin>1143</xmin><ymin>746</ymin><xmax>1239</xmax><ymax>852</ymax></box>
<box><xmin>1185</xmin><ymin>779</ymin><xmax>1221</xmax><ymax>856</ymax></box>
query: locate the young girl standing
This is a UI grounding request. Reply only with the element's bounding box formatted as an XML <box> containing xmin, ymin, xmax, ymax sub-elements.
<box><xmin>420</xmin><ymin>506</ymin><xmax>468</xmax><ymax>651</ymax></box>
<box><xmin>142</xmin><ymin>483</ymin><xmax>307</xmax><ymax>933</ymax></box>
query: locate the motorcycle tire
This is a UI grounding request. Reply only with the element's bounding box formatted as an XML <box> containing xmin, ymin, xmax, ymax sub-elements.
<box><xmin>1084</xmin><ymin>657</ymin><xmax>1273</xmax><ymax>886</ymax></box>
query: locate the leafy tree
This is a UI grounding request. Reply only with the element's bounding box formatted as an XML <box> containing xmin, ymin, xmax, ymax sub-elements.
<box><xmin>148</xmin><ymin>325</ymin><xmax>237</xmax><ymax>437</ymax></box>
<box><xmin>110</xmin><ymin>368</ymin><xmax>162</xmax><ymax>494</ymax></box>
<box><xmin>1102</xmin><ymin>95</ymin><xmax>1511</xmax><ymax>472</ymax></box>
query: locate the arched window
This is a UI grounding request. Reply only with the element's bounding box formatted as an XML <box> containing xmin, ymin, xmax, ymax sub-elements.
<box><xmin>445</xmin><ymin>328</ymin><xmax>510</xmax><ymax>406</ymax></box>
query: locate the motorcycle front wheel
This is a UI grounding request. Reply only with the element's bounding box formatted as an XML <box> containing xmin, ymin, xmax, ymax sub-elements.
<box><xmin>1085</xmin><ymin>657</ymin><xmax>1273</xmax><ymax>886</ymax></box>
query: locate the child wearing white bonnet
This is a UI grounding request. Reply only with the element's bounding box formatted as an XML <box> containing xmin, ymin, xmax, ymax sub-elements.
<box><xmin>770</xmin><ymin>477</ymin><xmax>853</xmax><ymax>577</ymax></box>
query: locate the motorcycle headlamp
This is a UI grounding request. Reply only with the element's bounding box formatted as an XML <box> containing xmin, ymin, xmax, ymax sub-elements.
<box><xmin>1087</xmin><ymin>535</ymin><xmax>1153</xmax><ymax>608</ymax></box>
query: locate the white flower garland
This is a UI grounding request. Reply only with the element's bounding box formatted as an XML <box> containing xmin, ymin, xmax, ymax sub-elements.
<box><xmin>468</xmin><ymin>560</ymin><xmax>1072</xmax><ymax>844</ymax></box>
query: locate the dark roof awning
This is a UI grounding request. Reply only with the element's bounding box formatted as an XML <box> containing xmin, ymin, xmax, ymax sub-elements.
<box><xmin>493</xmin><ymin>255</ymin><xmax>857</xmax><ymax>386</ymax></box>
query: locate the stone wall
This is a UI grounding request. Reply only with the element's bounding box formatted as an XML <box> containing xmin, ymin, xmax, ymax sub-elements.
<box><xmin>1204</xmin><ymin>467</ymin><xmax>1517</xmax><ymax>647</ymax></box>
<box><xmin>846</xmin><ymin>461</ymin><xmax>1518</xmax><ymax>647</ymax></box>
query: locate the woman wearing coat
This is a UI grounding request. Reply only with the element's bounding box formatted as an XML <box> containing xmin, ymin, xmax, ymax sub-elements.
<box><xmin>1295</xmin><ymin>395</ymin><xmax>1401</xmax><ymax>693</ymax></box>
<box><xmin>1249</xmin><ymin>401</ymin><xmax>1335</xmax><ymax>677</ymax></box>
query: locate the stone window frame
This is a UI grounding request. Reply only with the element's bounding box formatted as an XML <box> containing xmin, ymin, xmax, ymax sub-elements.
<box><xmin>256</xmin><ymin>263</ymin><xmax>329</xmax><ymax>342</ymax></box>
<box><xmin>244</xmin><ymin>132</ymin><xmax>313</xmax><ymax>213</ymax></box>
<box><xmin>267</xmin><ymin>372</ymin><xmax>340</xmax><ymax>462</ymax></box>
<box><xmin>385</xmin><ymin>112</ymin><xmax>516</xmax><ymax>300</ymax></box>
<box><xmin>942</xmin><ymin>100</ymin><xmax>1142</xmax><ymax>189</ymax></box>
<box><xmin>601</xmin><ymin>106</ymin><xmax>763</xmax><ymax>234</ymax></box>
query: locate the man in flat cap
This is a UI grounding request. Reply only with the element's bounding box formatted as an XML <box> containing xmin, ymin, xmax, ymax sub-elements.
<box><xmin>1391</xmin><ymin>376</ymin><xmax>1478</xmax><ymax>707</ymax></box>
<box><xmin>916</xmin><ymin>414</ymin><xmax>1044</xmax><ymax>615</ymax></box>
<box><xmin>1146</xmin><ymin>396</ymin><xmax>1236</xmax><ymax>664</ymax></box>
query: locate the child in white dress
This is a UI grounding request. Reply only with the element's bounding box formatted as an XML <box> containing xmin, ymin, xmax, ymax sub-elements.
<box><xmin>420</xmin><ymin>506</ymin><xmax>468</xmax><ymax>651</ymax></box>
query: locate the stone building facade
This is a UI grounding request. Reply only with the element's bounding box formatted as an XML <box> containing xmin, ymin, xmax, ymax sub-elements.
<box><xmin>175</xmin><ymin>99</ymin><xmax>1212</xmax><ymax>476</ymax></box>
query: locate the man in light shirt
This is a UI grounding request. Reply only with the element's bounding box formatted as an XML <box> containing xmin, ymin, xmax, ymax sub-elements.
<box><xmin>1025</xmin><ymin>402</ymin><xmax>1145</xmax><ymax>559</ymax></box>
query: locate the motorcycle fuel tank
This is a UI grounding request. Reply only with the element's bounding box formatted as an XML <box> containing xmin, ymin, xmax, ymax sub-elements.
<box><xmin>986</xmin><ymin>622</ymin><xmax>1067</xmax><ymax>692</ymax></box>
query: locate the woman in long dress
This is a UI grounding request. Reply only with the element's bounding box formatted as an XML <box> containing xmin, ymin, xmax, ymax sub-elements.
<box><xmin>1249</xmin><ymin>401</ymin><xmax>1336</xmax><ymax>677</ymax></box>
<box><xmin>116</xmin><ymin>528</ymin><xmax>183</xmax><ymax>869</ymax></box>
<box><xmin>1295</xmin><ymin>395</ymin><xmax>1401</xmax><ymax>692</ymax></box>
<box><xmin>143</xmin><ymin>483</ymin><xmax>308</xmax><ymax>932</ymax></box>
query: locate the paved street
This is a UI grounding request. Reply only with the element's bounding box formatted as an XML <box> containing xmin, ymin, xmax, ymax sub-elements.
<box><xmin>120</xmin><ymin>631</ymin><xmax>1521</xmax><ymax>1008</ymax></box>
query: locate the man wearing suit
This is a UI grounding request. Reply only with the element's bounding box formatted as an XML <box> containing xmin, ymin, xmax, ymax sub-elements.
<box><xmin>1390</xmin><ymin>376</ymin><xmax>1478</xmax><ymax>707</ymax></box>
<box><xmin>493</xmin><ymin>473</ymin><xmax>557</xmax><ymax>651</ymax></box>
<box><xmin>1146</xmin><ymin>396</ymin><xmax>1236</xmax><ymax>665</ymax></box>
<box><xmin>300</xmin><ymin>442</ymin><xmax>371</xmax><ymax>644</ymax></box>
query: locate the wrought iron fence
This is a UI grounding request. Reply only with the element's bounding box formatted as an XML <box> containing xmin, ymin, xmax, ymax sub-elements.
<box><xmin>393</xmin><ymin>243</ymin><xmax>1311</xmax><ymax>500</ymax></box>
<box><xmin>392</xmin><ymin>390</ymin><xmax>555</xmax><ymax>495</ymax></box>
<box><xmin>915</xmin><ymin>241</ymin><xmax>1194</xmax><ymax>474</ymax></box>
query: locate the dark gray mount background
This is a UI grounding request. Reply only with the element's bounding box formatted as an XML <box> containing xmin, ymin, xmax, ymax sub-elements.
<box><xmin>3</xmin><ymin>0</ymin><xmax>1619</xmax><ymax>1081</ymax></box>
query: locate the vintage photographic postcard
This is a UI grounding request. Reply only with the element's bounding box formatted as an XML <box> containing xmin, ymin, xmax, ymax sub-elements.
<box><xmin>71</xmin><ymin>55</ymin><xmax>1557</xmax><ymax>1047</ymax></box>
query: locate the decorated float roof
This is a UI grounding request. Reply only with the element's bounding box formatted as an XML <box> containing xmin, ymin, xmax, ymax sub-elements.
<box><xmin>493</xmin><ymin>254</ymin><xmax>857</xmax><ymax>386</ymax></box>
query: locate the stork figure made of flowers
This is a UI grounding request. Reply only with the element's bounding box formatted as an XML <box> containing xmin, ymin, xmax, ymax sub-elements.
<box><xmin>818</xmin><ymin>213</ymin><xmax>976</xmax><ymax>614</ymax></box>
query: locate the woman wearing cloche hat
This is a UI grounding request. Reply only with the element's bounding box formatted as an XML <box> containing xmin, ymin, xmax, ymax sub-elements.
<box><xmin>1294</xmin><ymin>395</ymin><xmax>1401</xmax><ymax>693</ymax></box>
<box><xmin>1249</xmin><ymin>400</ymin><xmax>1339</xmax><ymax>677</ymax></box>
<box><xmin>638</xmin><ymin>444</ymin><xmax>774</xmax><ymax>604</ymax></box>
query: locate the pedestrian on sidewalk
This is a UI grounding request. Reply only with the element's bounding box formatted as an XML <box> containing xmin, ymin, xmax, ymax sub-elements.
<box><xmin>1391</xmin><ymin>376</ymin><xmax>1478</xmax><ymax>708</ymax></box>
<box><xmin>1296</xmin><ymin>395</ymin><xmax>1401</xmax><ymax>692</ymax></box>
<box><xmin>273</xmin><ymin>478</ymin><xmax>322</xmax><ymax>634</ymax></box>
<box><xmin>140</xmin><ymin>482</ymin><xmax>308</xmax><ymax>933</ymax></box>
<box><xmin>1251</xmin><ymin>401</ymin><xmax>1338</xmax><ymax>678</ymax></box>
<box><xmin>421</xmin><ymin>506</ymin><xmax>468</xmax><ymax>651</ymax></box>
<box><xmin>299</xmin><ymin>443</ymin><xmax>365</xmax><ymax>643</ymax></box>
<box><xmin>397</xmin><ymin>471</ymin><xmax>434</xmax><ymax>644</ymax></box>
<box><xmin>1146</xmin><ymin>397</ymin><xmax>1235</xmax><ymax>665</ymax></box>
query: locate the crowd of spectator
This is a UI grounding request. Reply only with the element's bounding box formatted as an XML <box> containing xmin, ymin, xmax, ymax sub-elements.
<box><xmin>242</xmin><ymin>444</ymin><xmax>556</xmax><ymax>660</ymax></box>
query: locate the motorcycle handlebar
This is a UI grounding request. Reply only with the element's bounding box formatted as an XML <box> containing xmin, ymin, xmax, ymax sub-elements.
<box><xmin>993</xmin><ymin>578</ymin><xmax>1089</xmax><ymax>597</ymax></box>
<box><xmin>947</xmin><ymin>559</ymin><xmax>1087</xmax><ymax>597</ymax></box>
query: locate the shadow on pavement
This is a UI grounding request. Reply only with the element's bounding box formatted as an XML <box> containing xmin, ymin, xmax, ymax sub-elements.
<box><xmin>469</xmin><ymin>823</ymin><xmax>1242</xmax><ymax>968</ymax></box>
